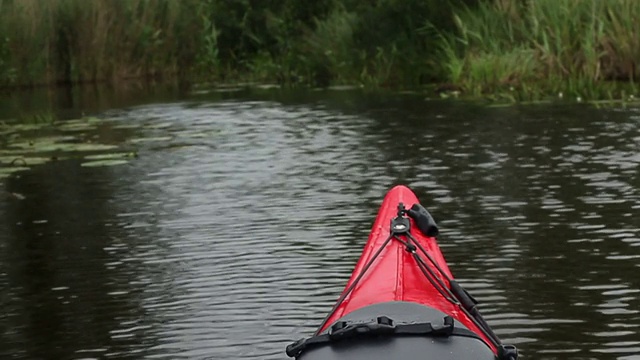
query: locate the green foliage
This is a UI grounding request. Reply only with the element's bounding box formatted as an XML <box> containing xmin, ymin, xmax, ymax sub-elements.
<box><xmin>297</xmin><ymin>8</ymin><xmax>359</xmax><ymax>85</ymax></box>
<box><xmin>0</xmin><ymin>0</ymin><xmax>205</xmax><ymax>86</ymax></box>
<box><xmin>279</xmin><ymin>0</ymin><xmax>476</xmax><ymax>87</ymax></box>
<box><xmin>18</xmin><ymin>111</ymin><xmax>57</xmax><ymax>125</ymax></box>
<box><xmin>437</xmin><ymin>0</ymin><xmax>640</xmax><ymax>101</ymax></box>
<box><xmin>0</xmin><ymin>0</ymin><xmax>344</xmax><ymax>86</ymax></box>
<box><xmin>0</xmin><ymin>0</ymin><xmax>469</xmax><ymax>88</ymax></box>
<box><xmin>1</xmin><ymin>0</ymin><xmax>639</xmax><ymax>101</ymax></box>
<box><xmin>0</xmin><ymin>36</ymin><xmax>16</xmax><ymax>85</ymax></box>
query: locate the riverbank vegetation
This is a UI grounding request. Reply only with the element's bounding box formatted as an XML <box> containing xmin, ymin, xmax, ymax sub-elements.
<box><xmin>0</xmin><ymin>0</ymin><xmax>638</xmax><ymax>102</ymax></box>
<box><xmin>437</xmin><ymin>0</ymin><xmax>640</xmax><ymax>102</ymax></box>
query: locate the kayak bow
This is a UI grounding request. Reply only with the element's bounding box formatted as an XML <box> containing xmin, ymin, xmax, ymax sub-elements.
<box><xmin>287</xmin><ymin>185</ymin><xmax>518</xmax><ymax>360</ymax></box>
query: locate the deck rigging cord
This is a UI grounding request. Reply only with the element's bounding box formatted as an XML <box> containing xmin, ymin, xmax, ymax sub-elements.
<box><xmin>296</xmin><ymin>202</ymin><xmax>518</xmax><ymax>360</ymax></box>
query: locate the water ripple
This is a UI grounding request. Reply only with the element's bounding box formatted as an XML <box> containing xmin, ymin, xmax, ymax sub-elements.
<box><xmin>1</xmin><ymin>96</ymin><xmax>640</xmax><ymax>359</ymax></box>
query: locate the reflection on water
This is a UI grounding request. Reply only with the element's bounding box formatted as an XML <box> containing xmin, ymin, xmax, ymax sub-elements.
<box><xmin>1</xmin><ymin>89</ymin><xmax>640</xmax><ymax>359</ymax></box>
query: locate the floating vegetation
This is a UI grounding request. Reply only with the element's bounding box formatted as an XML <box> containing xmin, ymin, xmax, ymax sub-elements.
<box><xmin>0</xmin><ymin>166</ymin><xmax>31</xmax><ymax>180</ymax></box>
<box><xmin>148</xmin><ymin>122</ymin><xmax>174</xmax><ymax>130</ymax></box>
<box><xmin>0</xmin><ymin>115</ymin><xmax>137</xmax><ymax>180</ymax></box>
<box><xmin>83</xmin><ymin>153</ymin><xmax>137</xmax><ymax>161</ymax></box>
<box><xmin>80</xmin><ymin>152</ymin><xmax>137</xmax><ymax>167</ymax></box>
<box><xmin>110</xmin><ymin>123</ymin><xmax>142</xmax><ymax>130</ymax></box>
<box><xmin>128</xmin><ymin>136</ymin><xmax>173</xmax><ymax>144</ymax></box>
<box><xmin>181</xmin><ymin>132</ymin><xmax>208</xmax><ymax>139</ymax></box>
<box><xmin>8</xmin><ymin>192</ymin><xmax>26</xmax><ymax>200</ymax></box>
<box><xmin>0</xmin><ymin>156</ymin><xmax>52</xmax><ymax>166</ymax></box>
<box><xmin>0</xmin><ymin>122</ymin><xmax>48</xmax><ymax>134</ymax></box>
<box><xmin>58</xmin><ymin>119</ymin><xmax>100</xmax><ymax>132</ymax></box>
<box><xmin>254</xmin><ymin>84</ymin><xmax>280</xmax><ymax>90</ymax></box>
<box><xmin>80</xmin><ymin>159</ymin><xmax>129</xmax><ymax>168</ymax></box>
<box><xmin>18</xmin><ymin>111</ymin><xmax>57</xmax><ymax>125</ymax></box>
<box><xmin>6</xmin><ymin>136</ymin><xmax>118</xmax><ymax>153</ymax></box>
<box><xmin>1</xmin><ymin>112</ymin><xmax>222</xmax><ymax>180</ymax></box>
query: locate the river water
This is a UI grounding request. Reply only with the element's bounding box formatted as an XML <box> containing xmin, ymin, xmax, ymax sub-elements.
<box><xmin>1</xmin><ymin>86</ymin><xmax>639</xmax><ymax>359</ymax></box>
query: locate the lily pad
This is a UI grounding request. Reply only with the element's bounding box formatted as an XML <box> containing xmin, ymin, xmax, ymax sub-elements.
<box><xmin>1</xmin><ymin>127</ymin><xmax>16</xmax><ymax>136</ymax></box>
<box><xmin>0</xmin><ymin>156</ymin><xmax>19</xmax><ymax>165</ymax></box>
<box><xmin>147</xmin><ymin>122</ymin><xmax>173</xmax><ymax>130</ymax></box>
<box><xmin>191</xmin><ymin>89</ymin><xmax>213</xmax><ymax>95</ymax></box>
<box><xmin>56</xmin><ymin>117</ymin><xmax>103</xmax><ymax>131</ymax></box>
<box><xmin>9</xmin><ymin>192</ymin><xmax>26</xmax><ymax>200</ymax></box>
<box><xmin>0</xmin><ymin>114</ymin><xmax>132</xmax><ymax>176</ymax></box>
<box><xmin>0</xmin><ymin>166</ymin><xmax>31</xmax><ymax>179</ymax></box>
<box><xmin>84</xmin><ymin>152</ymin><xmax>137</xmax><ymax>161</ymax></box>
<box><xmin>58</xmin><ymin>122</ymin><xmax>98</xmax><ymax>132</ymax></box>
<box><xmin>83</xmin><ymin>116</ymin><xmax>102</xmax><ymax>124</ymax></box>
<box><xmin>255</xmin><ymin>84</ymin><xmax>280</xmax><ymax>90</ymax></box>
<box><xmin>0</xmin><ymin>156</ymin><xmax>52</xmax><ymax>166</ymax></box>
<box><xmin>327</xmin><ymin>85</ymin><xmax>361</xmax><ymax>91</ymax></box>
<box><xmin>178</xmin><ymin>129</ymin><xmax>221</xmax><ymax>139</ymax></box>
<box><xmin>111</xmin><ymin>123</ymin><xmax>141</xmax><ymax>130</ymax></box>
<box><xmin>128</xmin><ymin>136</ymin><xmax>173</xmax><ymax>144</ymax></box>
<box><xmin>211</xmin><ymin>87</ymin><xmax>244</xmax><ymax>93</ymax></box>
<box><xmin>80</xmin><ymin>159</ymin><xmax>129</xmax><ymax>168</ymax></box>
<box><xmin>179</xmin><ymin>132</ymin><xmax>208</xmax><ymax>139</ymax></box>
<box><xmin>7</xmin><ymin>137</ymin><xmax>118</xmax><ymax>153</ymax></box>
<box><xmin>486</xmin><ymin>103</ymin><xmax>513</xmax><ymax>108</ymax></box>
<box><xmin>1</xmin><ymin>123</ymin><xmax>49</xmax><ymax>132</ymax></box>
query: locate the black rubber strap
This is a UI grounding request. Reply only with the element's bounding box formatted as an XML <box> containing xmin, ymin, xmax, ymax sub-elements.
<box><xmin>286</xmin><ymin>316</ymin><xmax>485</xmax><ymax>358</ymax></box>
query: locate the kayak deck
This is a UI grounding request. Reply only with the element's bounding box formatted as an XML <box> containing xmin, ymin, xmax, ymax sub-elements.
<box><xmin>319</xmin><ymin>185</ymin><xmax>496</xmax><ymax>351</ymax></box>
<box><xmin>287</xmin><ymin>185</ymin><xmax>518</xmax><ymax>359</ymax></box>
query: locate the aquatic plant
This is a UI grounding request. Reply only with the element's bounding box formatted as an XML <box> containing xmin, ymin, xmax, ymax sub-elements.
<box><xmin>436</xmin><ymin>0</ymin><xmax>640</xmax><ymax>101</ymax></box>
<box><xmin>0</xmin><ymin>0</ymin><xmax>204</xmax><ymax>86</ymax></box>
<box><xmin>0</xmin><ymin>116</ymin><xmax>135</xmax><ymax>179</ymax></box>
<box><xmin>0</xmin><ymin>0</ymin><xmax>638</xmax><ymax>102</ymax></box>
<box><xmin>0</xmin><ymin>0</ymin><xmax>469</xmax><ymax>88</ymax></box>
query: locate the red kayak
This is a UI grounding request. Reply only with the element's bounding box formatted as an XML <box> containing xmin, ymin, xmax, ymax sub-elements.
<box><xmin>287</xmin><ymin>185</ymin><xmax>518</xmax><ymax>360</ymax></box>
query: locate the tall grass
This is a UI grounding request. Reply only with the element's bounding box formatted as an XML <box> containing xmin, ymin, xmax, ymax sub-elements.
<box><xmin>1</xmin><ymin>0</ymin><xmax>473</xmax><ymax>88</ymax></box>
<box><xmin>0</xmin><ymin>0</ymin><xmax>204</xmax><ymax>87</ymax></box>
<box><xmin>437</xmin><ymin>0</ymin><xmax>640</xmax><ymax>100</ymax></box>
<box><xmin>3</xmin><ymin>0</ymin><xmax>639</xmax><ymax>101</ymax></box>
<box><xmin>286</xmin><ymin>0</ymin><xmax>472</xmax><ymax>87</ymax></box>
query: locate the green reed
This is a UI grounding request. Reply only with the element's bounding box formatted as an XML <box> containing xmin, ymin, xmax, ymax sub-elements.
<box><xmin>437</xmin><ymin>0</ymin><xmax>640</xmax><ymax>101</ymax></box>
<box><xmin>0</xmin><ymin>0</ymin><xmax>204</xmax><ymax>87</ymax></box>
<box><xmin>3</xmin><ymin>0</ymin><xmax>637</xmax><ymax>102</ymax></box>
<box><xmin>0</xmin><ymin>0</ymin><xmax>469</xmax><ymax>89</ymax></box>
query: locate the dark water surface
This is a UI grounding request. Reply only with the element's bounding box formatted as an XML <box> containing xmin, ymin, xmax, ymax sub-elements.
<box><xmin>1</xmin><ymin>87</ymin><xmax>640</xmax><ymax>359</ymax></box>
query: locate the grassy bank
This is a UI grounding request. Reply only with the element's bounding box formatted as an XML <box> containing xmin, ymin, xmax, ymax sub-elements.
<box><xmin>1</xmin><ymin>0</ymin><xmax>639</xmax><ymax>102</ymax></box>
<box><xmin>0</xmin><ymin>0</ymin><xmax>206</xmax><ymax>86</ymax></box>
<box><xmin>0</xmin><ymin>0</ymin><xmax>465</xmax><ymax>88</ymax></box>
<box><xmin>436</xmin><ymin>0</ymin><xmax>640</xmax><ymax>102</ymax></box>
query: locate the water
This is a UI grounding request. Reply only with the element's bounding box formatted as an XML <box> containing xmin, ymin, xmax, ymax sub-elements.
<box><xmin>1</xmin><ymin>87</ymin><xmax>639</xmax><ymax>359</ymax></box>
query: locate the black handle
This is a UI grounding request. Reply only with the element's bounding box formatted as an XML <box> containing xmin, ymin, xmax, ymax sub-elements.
<box><xmin>407</xmin><ymin>203</ymin><xmax>439</xmax><ymax>237</ymax></box>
